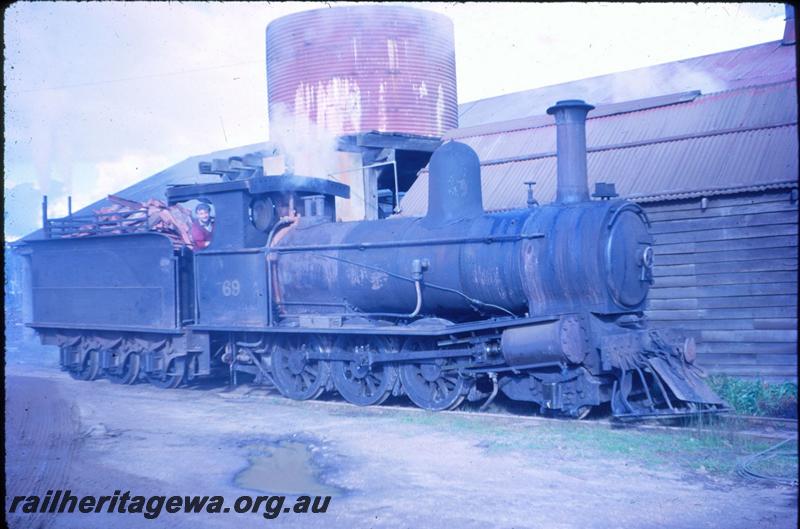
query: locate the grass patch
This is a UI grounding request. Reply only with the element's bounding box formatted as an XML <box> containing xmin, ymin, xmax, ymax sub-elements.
<box><xmin>371</xmin><ymin>398</ymin><xmax>799</xmax><ymax>483</ymax></box>
<box><xmin>375</xmin><ymin>396</ymin><xmax>796</xmax><ymax>481</ymax></box>
<box><xmin>708</xmin><ymin>375</ymin><xmax>797</xmax><ymax>418</ymax></box>
<box><xmin>409</xmin><ymin>411</ymin><xmax>794</xmax><ymax>480</ymax></box>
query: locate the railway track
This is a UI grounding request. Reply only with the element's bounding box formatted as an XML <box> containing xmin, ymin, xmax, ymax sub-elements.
<box><xmin>228</xmin><ymin>382</ymin><xmax>797</xmax><ymax>442</ymax></box>
<box><xmin>14</xmin><ymin>362</ymin><xmax>794</xmax><ymax>442</ymax></box>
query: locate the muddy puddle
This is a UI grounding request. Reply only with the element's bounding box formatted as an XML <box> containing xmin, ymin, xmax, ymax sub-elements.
<box><xmin>235</xmin><ymin>440</ymin><xmax>341</xmax><ymax>495</ymax></box>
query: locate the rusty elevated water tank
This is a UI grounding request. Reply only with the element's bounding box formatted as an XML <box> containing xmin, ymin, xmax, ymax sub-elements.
<box><xmin>266</xmin><ymin>5</ymin><xmax>458</xmax><ymax>138</ymax></box>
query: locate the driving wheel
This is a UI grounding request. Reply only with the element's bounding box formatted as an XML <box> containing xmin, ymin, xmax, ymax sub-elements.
<box><xmin>399</xmin><ymin>338</ymin><xmax>468</xmax><ymax>411</ymax></box>
<box><xmin>331</xmin><ymin>336</ymin><xmax>398</xmax><ymax>406</ymax></box>
<box><xmin>271</xmin><ymin>335</ymin><xmax>330</xmax><ymax>400</ymax></box>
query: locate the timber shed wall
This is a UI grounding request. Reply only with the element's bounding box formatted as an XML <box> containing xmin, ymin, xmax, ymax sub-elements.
<box><xmin>642</xmin><ymin>188</ymin><xmax>798</xmax><ymax>382</ymax></box>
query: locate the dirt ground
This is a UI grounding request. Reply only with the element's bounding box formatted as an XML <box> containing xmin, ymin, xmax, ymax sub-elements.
<box><xmin>4</xmin><ymin>353</ymin><xmax>798</xmax><ymax>529</ymax></box>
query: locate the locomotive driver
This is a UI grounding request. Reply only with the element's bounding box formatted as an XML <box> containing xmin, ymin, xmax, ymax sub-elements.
<box><xmin>191</xmin><ymin>203</ymin><xmax>214</xmax><ymax>249</ymax></box>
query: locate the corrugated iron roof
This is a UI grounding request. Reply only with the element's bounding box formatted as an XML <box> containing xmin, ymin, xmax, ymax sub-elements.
<box><xmin>628</xmin><ymin>181</ymin><xmax>798</xmax><ymax>203</ymax></box>
<box><xmin>22</xmin><ymin>142</ymin><xmax>272</xmax><ymax>241</ymax></box>
<box><xmin>400</xmin><ymin>78</ymin><xmax>798</xmax><ymax>215</ymax></box>
<box><xmin>85</xmin><ymin>142</ymin><xmax>275</xmax><ymax>208</ymax></box>
<box><xmin>457</xmin><ymin>40</ymin><xmax>797</xmax><ymax>128</ymax></box>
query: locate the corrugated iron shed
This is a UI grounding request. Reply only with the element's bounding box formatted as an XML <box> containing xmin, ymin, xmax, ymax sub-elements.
<box><xmin>400</xmin><ymin>80</ymin><xmax>797</xmax><ymax>215</ymax></box>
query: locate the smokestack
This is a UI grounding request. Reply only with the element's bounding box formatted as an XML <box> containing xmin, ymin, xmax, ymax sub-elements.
<box><xmin>425</xmin><ymin>141</ymin><xmax>483</xmax><ymax>225</ymax></box>
<box><xmin>783</xmin><ymin>4</ymin><xmax>795</xmax><ymax>45</ymax></box>
<box><xmin>546</xmin><ymin>100</ymin><xmax>595</xmax><ymax>204</ymax></box>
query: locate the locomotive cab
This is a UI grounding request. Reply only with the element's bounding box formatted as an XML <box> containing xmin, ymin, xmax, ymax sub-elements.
<box><xmin>164</xmin><ymin>173</ymin><xmax>350</xmax><ymax>329</ymax></box>
<box><xmin>165</xmin><ymin>173</ymin><xmax>350</xmax><ymax>250</ymax></box>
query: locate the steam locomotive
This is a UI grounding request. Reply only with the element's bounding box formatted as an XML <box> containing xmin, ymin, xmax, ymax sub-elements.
<box><xmin>21</xmin><ymin>100</ymin><xmax>726</xmax><ymax>418</ymax></box>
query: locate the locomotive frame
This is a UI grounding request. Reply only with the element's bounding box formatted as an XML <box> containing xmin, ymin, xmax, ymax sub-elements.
<box><xmin>22</xmin><ymin>100</ymin><xmax>727</xmax><ymax>419</ymax></box>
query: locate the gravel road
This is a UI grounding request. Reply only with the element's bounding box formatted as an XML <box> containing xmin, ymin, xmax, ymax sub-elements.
<box><xmin>4</xmin><ymin>360</ymin><xmax>797</xmax><ymax>529</ymax></box>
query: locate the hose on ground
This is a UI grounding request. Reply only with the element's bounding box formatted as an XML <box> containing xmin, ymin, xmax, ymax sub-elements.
<box><xmin>735</xmin><ymin>436</ymin><xmax>798</xmax><ymax>487</ymax></box>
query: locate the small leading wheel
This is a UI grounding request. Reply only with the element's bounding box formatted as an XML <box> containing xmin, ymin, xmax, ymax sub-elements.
<box><xmin>69</xmin><ymin>349</ymin><xmax>101</xmax><ymax>381</ymax></box>
<box><xmin>146</xmin><ymin>356</ymin><xmax>185</xmax><ymax>389</ymax></box>
<box><xmin>271</xmin><ymin>335</ymin><xmax>330</xmax><ymax>401</ymax></box>
<box><xmin>107</xmin><ymin>352</ymin><xmax>141</xmax><ymax>385</ymax></box>
<box><xmin>331</xmin><ymin>337</ymin><xmax>398</xmax><ymax>406</ymax></box>
<box><xmin>399</xmin><ymin>338</ymin><xmax>469</xmax><ymax>411</ymax></box>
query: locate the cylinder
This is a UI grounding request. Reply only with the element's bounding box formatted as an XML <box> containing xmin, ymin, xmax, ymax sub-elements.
<box><xmin>266</xmin><ymin>5</ymin><xmax>458</xmax><ymax>137</ymax></box>
<box><xmin>546</xmin><ymin>100</ymin><xmax>594</xmax><ymax>204</ymax></box>
<box><xmin>501</xmin><ymin>317</ymin><xmax>588</xmax><ymax>367</ymax></box>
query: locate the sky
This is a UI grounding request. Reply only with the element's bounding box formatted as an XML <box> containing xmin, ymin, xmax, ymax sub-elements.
<box><xmin>3</xmin><ymin>1</ymin><xmax>788</xmax><ymax>240</ymax></box>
